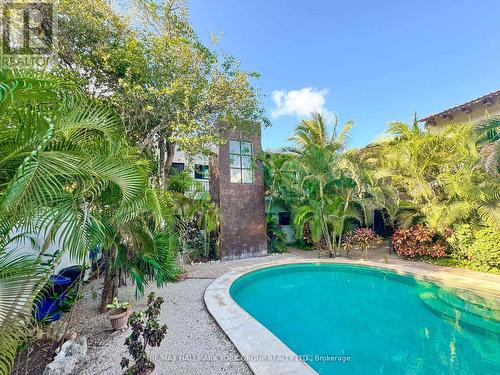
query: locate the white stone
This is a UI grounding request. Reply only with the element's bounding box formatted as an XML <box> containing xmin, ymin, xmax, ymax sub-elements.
<box><xmin>43</xmin><ymin>336</ymin><xmax>87</xmax><ymax>375</ymax></box>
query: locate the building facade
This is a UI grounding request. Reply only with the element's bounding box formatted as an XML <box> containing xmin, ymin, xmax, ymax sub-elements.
<box><xmin>419</xmin><ymin>90</ymin><xmax>500</xmax><ymax>131</ymax></box>
<box><xmin>168</xmin><ymin>127</ymin><xmax>268</xmax><ymax>260</ymax></box>
<box><xmin>209</xmin><ymin>127</ymin><xmax>268</xmax><ymax>260</ymax></box>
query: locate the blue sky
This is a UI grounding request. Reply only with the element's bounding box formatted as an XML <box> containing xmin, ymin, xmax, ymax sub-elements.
<box><xmin>189</xmin><ymin>0</ymin><xmax>500</xmax><ymax>150</ymax></box>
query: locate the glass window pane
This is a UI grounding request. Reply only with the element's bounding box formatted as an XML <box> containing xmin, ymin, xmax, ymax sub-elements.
<box><xmin>242</xmin><ymin>169</ymin><xmax>253</xmax><ymax>184</ymax></box>
<box><xmin>194</xmin><ymin>164</ymin><xmax>209</xmax><ymax>179</ymax></box>
<box><xmin>241</xmin><ymin>141</ymin><xmax>252</xmax><ymax>155</ymax></box>
<box><xmin>229</xmin><ymin>140</ymin><xmax>241</xmax><ymax>154</ymax></box>
<box><xmin>241</xmin><ymin>155</ymin><xmax>251</xmax><ymax>169</ymax></box>
<box><xmin>170</xmin><ymin>163</ymin><xmax>185</xmax><ymax>175</ymax></box>
<box><xmin>230</xmin><ymin>168</ymin><xmax>241</xmax><ymax>183</ymax></box>
<box><xmin>230</xmin><ymin>155</ymin><xmax>241</xmax><ymax>168</ymax></box>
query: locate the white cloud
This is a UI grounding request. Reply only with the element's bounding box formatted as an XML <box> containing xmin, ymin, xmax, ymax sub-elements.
<box><xmin>271</xmin><ymin>87</ymin><xmax>331</xmax><ymax>118</ymax></box>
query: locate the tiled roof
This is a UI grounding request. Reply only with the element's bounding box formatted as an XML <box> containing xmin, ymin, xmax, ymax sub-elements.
<box><xmin>419</xmin><ymin>90</ymin><xmax>500</xmax><ymax>124</ymax></box>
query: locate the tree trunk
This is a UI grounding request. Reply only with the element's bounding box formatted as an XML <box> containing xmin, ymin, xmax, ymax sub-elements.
<box><xmin>158</xmin><ymin>139</ymin><xmax>175</xmax><ymax>190</ymax></box>
<box><xmin>100</xmin><ymin>247</ymin><xmax>118</xmax><ymax>313</ymax></box>
<box><xmin>322</xmin><ymin>220</ymin><xmax>334</xmax><ymax>257</ymax></box>
<box><xmin>158</xmin><ymin>137</ymin><xmax>166</xmax><ymax>190</ymax></box>
<box><xmin>318</xmin><ymin>182</ymin><xmax>334</xmax><ymax>257</ymax></box>
<box><xmin>336</xmin><ymin>195</ymin><xmax>351</xmax><ymax>256</ymax></box>
<box><xmin>164</xmin><ymin>142</ymin><xmax>175</xmax><ymax>180</ymax></box>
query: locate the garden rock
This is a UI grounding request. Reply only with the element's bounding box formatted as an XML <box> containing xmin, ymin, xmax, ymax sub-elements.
<box><xmin>43</xmin><ymin>336</ymin><xmax>87</xmax><ymax>375</ymax></box>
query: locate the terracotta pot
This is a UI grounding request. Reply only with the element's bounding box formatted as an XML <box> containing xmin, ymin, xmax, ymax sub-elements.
<box><xmin>128</xmin><ymin>362</ymin><xmax>156</xmax><ymax>375</ymax></box>
<box><xmin>146</xmin><ymin>363</ymin><xmax>156</xmax><ymax>375</ymax></box>
<box><xmin>107</xmin><ymin>307</ymin><xmax>129</xmax><ymax>330</ymax></box>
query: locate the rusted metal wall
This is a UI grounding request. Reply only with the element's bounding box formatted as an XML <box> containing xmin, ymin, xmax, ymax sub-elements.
<box><xmin>209</xmin><ymin>126</ymin><xmax>268</xmax><ymax>260</ymax></box>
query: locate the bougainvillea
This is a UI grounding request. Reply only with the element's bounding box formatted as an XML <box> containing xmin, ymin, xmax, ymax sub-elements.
<box><xmin>392</xmin><ymin>225</ymin><xmax>447</xmax><ymax>259</ymax></box>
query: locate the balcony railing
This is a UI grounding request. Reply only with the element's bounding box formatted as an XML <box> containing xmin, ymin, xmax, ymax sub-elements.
<box><xmin>187</xmin><ymin>179</ymin><xmax>210</xmax><ymax>193</ymax></box>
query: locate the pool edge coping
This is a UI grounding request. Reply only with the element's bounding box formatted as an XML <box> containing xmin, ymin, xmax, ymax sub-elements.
<box><xmin>204</xmin><ymin>258</ymin><xmax>500</xmax><ymax>375</ymax></box>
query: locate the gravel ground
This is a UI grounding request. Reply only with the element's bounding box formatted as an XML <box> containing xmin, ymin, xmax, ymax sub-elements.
<box><xmin>74</xmin><ymin>278</ymin><xmax>251</xmax><ymax>375</ymax></box>
<box><xmin>72</xmin><ymin>247</ymin><xmax>385</xmax><ymax>374</ymax></box>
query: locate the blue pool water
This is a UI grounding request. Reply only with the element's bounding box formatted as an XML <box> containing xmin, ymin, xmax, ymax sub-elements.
<box><xmin>229</xmin><ymin>263</ymin><xmax>500</xmax><ymax>374</ymax></box>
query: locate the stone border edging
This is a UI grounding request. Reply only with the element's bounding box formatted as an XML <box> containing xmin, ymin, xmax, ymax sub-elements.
<box><xmin>204</xmin><ymin>258</ymin><xmax>500</xmax><ymax>375</ymax></box>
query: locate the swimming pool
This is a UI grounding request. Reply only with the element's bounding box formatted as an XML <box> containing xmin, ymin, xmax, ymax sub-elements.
<box><xmin>229</xmin><ymin>263</ymin><xmax>500</xmax><ymax>374</ymax></box>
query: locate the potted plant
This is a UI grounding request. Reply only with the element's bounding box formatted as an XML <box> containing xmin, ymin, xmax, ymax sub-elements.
<box><xmin>106</xmin><ymin>297</ymin><xmax>131</xmax><ymax>331</ymax></box>
<box><xmin>120</xmin><ymin>292</ymin><xmax>167</xmax><ymax>375</ymax></box>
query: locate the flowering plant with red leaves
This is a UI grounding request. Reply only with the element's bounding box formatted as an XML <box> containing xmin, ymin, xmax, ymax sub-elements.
<box><xmin>392</xmin><ymin>225</ymin><xmax>447</xmax><ymax>259</ymax></box>
<box><xmin>351</xmin><ymin>228</ymin><xmax>383</xmax><ymax>260</ymax></box>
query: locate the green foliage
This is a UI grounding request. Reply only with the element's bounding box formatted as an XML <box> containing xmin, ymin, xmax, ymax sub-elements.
<box><xmin>0</xmin><ymin>69</ymin><xmax>147</xmax><ymax>260</ymax></box>
<box><xmin>372</xmin><ymin>116</ymin><xmax>500</xmax><ymax>269</ymax></box>
<box><xmin>0</xmin><ymin>247</ymin><xmax>48</xmax><ymax>375</ymax></box>
<box><xmin>448</xmin><ymin>224</ymin><xmax>500</xmax><ymax>271</ymax></box>
<box><xmin>266</xmin><ymin>215</ymin><xmax>288</xmax><ymax>254</ymax></box>
<box><xmin>0</xmin><ymin>68</ymin><xmax>148</xmax><ymax>373</ymax></box>
<box><xmin>58</xmin><ymin>0</ymin><xmax>269</xmax><ymax>186</ymax></box>
<box><xmin>341</xmin><ymin>232</ymin><xmax>356</xmax><ymax>258</ymax></box>
<box><xmin>472</xmin><ymin>227</ymin><xmax>500</xmax><ymax>270</ymax></box>
<box><xmin>377</xmin><ymin>120</ymin><xmax>499</xmax><ymax>231</ymax></box>
<box><xmin>92</xmin><ymin>187</ymin><xmax>181</xmax><ymax>307</ymax></box>
<box><xmin>121</xmin><ymin>292</ymin><xmax>167</xmax><ymax>374</ymax></box>
<box><xmin>1</xmin><ymin>1</ymin><xmax>257</xmax><ymax>371</ymax></box>
<box><xmin>262</xmin><ymin>152</ymin><xmax>300</xmax><ymax>212</ymax></box>
<box><xmin>106</xmin><ymin>297</ymin><xmax>130</xmax><ymax>311</ymax></box>
<box><xmin>167</xmin><ymin>174</ymin><xmax>220</xmax><ymax>262</ymax></box>
<box><xmin>447</xmin><ymin>224</ymin><xmax>475</xmax><ymax>260</ymax></box>
<box><xmin>58</xmin><ymin>289</ymin><xmax>82</xmax><ymax>312</ymax></box>
<box><xmin>266</xmin><ymin>113</ymin><xmax>377</xmax><ymax>257</ymax></box>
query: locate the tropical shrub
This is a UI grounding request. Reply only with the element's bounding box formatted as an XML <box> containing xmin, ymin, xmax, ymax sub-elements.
<box><xmin>377</xmin><ymin>119</ymin><xmax>499</xmax><ymax>235</ymax></box>
<box><xmin>266</xmin><ymin>215</ymin><xmax>288</xmax><ymax>253</ymax></box>
<box><xmin>341</xmin><ymin>232</ymin><xmax>356</xmax><ymax>258</ymax></box>
<box><xmin>169</xmin><ymin>181</ymin><xmax>220</xmax><ymax>263</ymax></box>
<box><xmin>448</xmin><ymin>224</ymin><xmax>500</xmax><ymax>270</ymax></box>
<box><xmin>287</xmin><ymin>113</ymin><xmax>368</xmax><ymax>257</ymax></box>
<box><xmin>446</xmin><ymin>224</ymin><xmax>475</xmax><ymax>260</ymax></box>
<box><xmin>181</xmin><ymin>218</ymin><xmax>206</xmax><ymax>257</ymax></box>
<box><xmin>350</xmin><ymin>228</ymin><xmax>382</xmax><ymax>260</ymax></box>
<box><xmin>301</xmin><ymin>222</ymin><xmax>315</xmax><ymax>247</ymax></box>
<box><xmin>121</xmin><ymin>292</ymin><xmax>167</xmax><ymax>375</ymax></box>
<box><xmin>392</xmin><ymin>225</ymin><xmax>447</xmax><ymax>259</ymax></box>
<box><xmin>91</xmin><ymin>187</ymin><xmax>180</xmax><ymax>311</ymax></box>
<box><xmin>472</xmin><ymin>227</ymin><xmax>500</xmax><ymax>270</ymax></box>
<box><xmin>106</xmin><ymin>297</ymin><xmax>130</xmax><ymax>311</ymax></box>
<box><xmin>0</xmin><ymin>246</ymin><xmax>48</xmax><ymax>374</ymax></box>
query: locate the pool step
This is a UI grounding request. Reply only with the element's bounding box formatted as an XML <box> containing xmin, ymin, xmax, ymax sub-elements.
<box><xmin>436</xmin><ymin>289</ymin><xmax>500</xmax><ymax>321</ymax></box>
<box><xmin>455</xmin><ymin>289</ymin><xmax>500</xmax><ymax>312</ymax></box>
<box><xmin>419</xmin><ymin>292</ymin><xmax>500</xmax><ymax>335</ymax></box>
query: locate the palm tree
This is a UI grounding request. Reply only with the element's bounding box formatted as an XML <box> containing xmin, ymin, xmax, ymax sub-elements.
<box><xmin>377</xmin><ymin>119</ymin><xmax>499</xmax><ymax>231</ymax></box>
<box><xmin>90</xmin><ymin>188</ymin><xmax>180</xmax><ymax>311</ymax></box>
<box><xmin>261</xmin><ymin>152</ymin><xmax>300</xmax><ymax>213</ymax></box>
<box><xmin>0</xmin><ymin>69</ymin><xmax>146</xmax><ymax>371</ymax></box>
<box><xmin>288</xmin><ymin>113</ymin><xmax>354</xmax><ymax>256</ymax></box>
<box><xmin>167</xmin><ymin>181</ymin><xmax>220</xmax><ymax>263</ymax></box>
